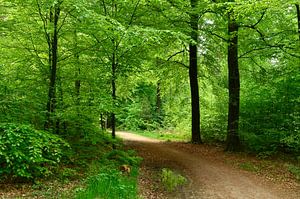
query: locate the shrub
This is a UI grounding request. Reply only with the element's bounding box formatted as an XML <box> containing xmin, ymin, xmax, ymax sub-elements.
<box><xmin>0</xmin><ymin>123</ymin><xmax>70</xmax><ymax>180</ymax></box>
<box><xmin>75</xmin><ymin>149</ymin><xmax>141</xmax><ymax>199</ymax></box>
<box><xmin>103</xmin><ymin>149</ymin><xmax>142</xmax><ymax>167</ymax></box>
<box><xmin>161</xmin><ymin>168</ymin><xmax>187</xmax><ymax>192</ymax></box>
<box><xmin>287</xmin><ymin>164</ymin><xmax>300</xmax><ymax>181</ymax></box>
<box><xmin>281</xmin><ymin>133</ymin><xmax>300</xmax><ymax>154</ymax></box>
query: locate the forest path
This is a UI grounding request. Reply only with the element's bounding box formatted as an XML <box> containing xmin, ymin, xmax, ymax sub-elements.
<box><xmin>117</xmin><ymin>131</ymin><xmax>300</xmax><ymax>199</ymax></box>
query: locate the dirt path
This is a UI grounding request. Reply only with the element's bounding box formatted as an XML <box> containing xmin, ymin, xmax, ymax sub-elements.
<box><xmin>117</xmin><ymin>131</ymin><xmax>300</xmax><ymax>199</ymax></box>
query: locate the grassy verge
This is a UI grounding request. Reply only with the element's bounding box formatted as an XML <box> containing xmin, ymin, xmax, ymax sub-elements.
<box><xmin>0</xmin><ymin>132</ymin><xmax>142</xmax><ymax>199</ymax></box>
<box><xmin>74</xmin><ymin>148</ymin><xmax>142</xmax><ymax>199</ymax></box>
<box><xmin>132</xmin><ymin>130</ymin><xmax>190</xmax><ymax>142</ymax></box>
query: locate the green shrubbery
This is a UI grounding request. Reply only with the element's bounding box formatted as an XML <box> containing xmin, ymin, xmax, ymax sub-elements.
<box><xmin>161</xmin><ymin>168</ymin><xmax>187</xmax><ymax>192</ymax></box>
<box><xmin>104</xmin><ymin>149</ymin><xmax>143</xmax><ymax>167</ymax></box>
<box><xmin>0</xmin><ymin>123</ymin><xmax>70</xmax><ymax>180</ymax></box>
<box><xmin>75</xmin><ymin>149</ymin><xmax>142</xmax><ymax>199</ymax></box>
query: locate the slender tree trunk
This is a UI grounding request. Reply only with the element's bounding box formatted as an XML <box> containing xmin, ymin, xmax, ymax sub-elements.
<box><xmin>100</xmin><ymin>113</ymin><xmax>105</xmax><ymax>130</ymax></box>
<box><xmin>44</xmin><ymin>3</ymin><xmax>60</xmax><ymax>130</ymax></box>
<box><xmin>189</xmin><ymin>0</ymin><xmax>202</xmax><ymax>144</ymax></box>
<box><xmin>296</xmin><ymin>4</ymin><xmax>300</xmax><ymax>42</ymax></box>
<box><xmin>155</xmin><ymin>81</ymin><xmax>162</xmax><ymax>124</ymax></box>
<box><xmin>111</xmin><ymin>51</ymin><xmax>116</xmax><ymax>138</ymax></box>
<box><xmin>226</xmin><ymin>10</ymin><xmax>241</xmax><ymax>151</ymax></box>
<box><xmin>74</xmin><ymin>34</ymin><xmax>81</xmax><ymax>108</ymax></box>
<box><xmin>74</xmin><ymin>30</ymin><xmax>82</xmax><ymax>138</ymax></box>
<box><xmin>56</xmin><ymin>74</ymin><xmax>63</xmax><ymax>134</ymax></box>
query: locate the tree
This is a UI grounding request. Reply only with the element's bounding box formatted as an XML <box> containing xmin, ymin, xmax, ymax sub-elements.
<box><xmin>147</xmin><ymin>0</ymin><xmax>204</xmax><ymax>143</ymax></box>
<box><xmin>226</xmin><ymin>1</ymin><xmax>241</xmax><ymax>151</ymax></box>
<box><xmin>41</xmin><ymin>0</ymin><xmax>62</xmax><ymax>130</ymax></box>
<box><xmin>189</xmin><ymin>0</ymin><xmax>202</xmax><ymax>143</ymax></box>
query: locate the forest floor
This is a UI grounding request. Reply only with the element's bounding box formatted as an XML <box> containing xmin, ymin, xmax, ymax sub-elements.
<box><xmin>117</xmin><ymin>131</ymin><xmax>300</xmax><ymax>199</ymax></box>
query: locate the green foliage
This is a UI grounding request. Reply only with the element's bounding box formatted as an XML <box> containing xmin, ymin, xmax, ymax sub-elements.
<box><xmin>238</xmin><ymin>162</ymin><xmax>259</xmax><ymax>172</ymax></box>
<box><xmin>281</xmin><ymin>133</ymin><xmax>300</xmax><ymax>154</ymax></box>
<box><xmin>103</xmin><ymin>149</ymin><xmax>143</xmax><ymax>167</ymax></box>
<box><xmin>119</xmin><ymin>82</ymin><xmax>159</xmax><ymax>131</ymax></box>
<box><xmin>75</xmin><ymin>149</ymin><xmax>141</xmax><ymax>199</ymax></box>
<box><xmin>75</xmin><ymin>168</ymin><xmax>138</xmax><ymax>199</ymax></box>
<box><xmin>287</xmin><ymin>164</ymin><xmax>300</xmax><ymax>181</ymax></box>
<box><xmin>134</xmin><ymin>130</ymin><xmax>190</xmax><ymax>142</ymax></box>
<box><xmin>161</xmin><ymin>168</ymin><xmax>187</xmax><ymax>192</ymax></box>
<box><xmin>0</xmin><ymin>123</ymin><xmax>70</xmax><ymax>180</ymax></box>
<box><xmin>69</xmin><ymin>132</ymin><xmax>121</xmax><ymax>167</ymax></box>
<box><xmin>241</xmin><ymin>131</ymin><xmax>282</xmax><ymax>157</ymax></box>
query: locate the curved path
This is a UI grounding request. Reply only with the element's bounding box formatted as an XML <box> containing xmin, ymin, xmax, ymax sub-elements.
<box><xmin>117</xmin><ymin>131</ymin><xmax>300</xmax><ymax>199</ymax></box>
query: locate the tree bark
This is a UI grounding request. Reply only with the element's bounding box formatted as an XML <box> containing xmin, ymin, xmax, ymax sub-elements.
<box><xmin>74</xmin><ymin>32</ymin><xmax>81</xmax><ymax>108</ymax></box>
<box><xmin>111</xmin><ymin>51</ymin><xmax>116</xmax><ymax>139</ymax></box>
<box><xmin>155</xmin><ymin>81</ymin><xmax>162</xmax><ymax>124</ymax></box>
<box><xmin>44</xmin><ymin>3</ymin><xmax>61</xmax><ymax>130</ymax></box>
<box><xmin>226</xmin><ymin>10</ymin><xmax>241</xmax><ymax>151</ymax></box>
<box><xmin>74</xmin><ymin>30</ymin><xmax>82</xmax><ymax>138</ymax></box>
<box><xmin>56</xmin><ymin>74</ymin><xmax>63</xmax><ymax>134</ymax></box>
<box><xmin>189</xmin><ymin>0</ymin><xmax>202</xmax><ymax>144</ymax></box>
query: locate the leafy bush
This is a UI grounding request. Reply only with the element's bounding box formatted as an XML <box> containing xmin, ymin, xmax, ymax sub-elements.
<box><xmin>161</xmin><ymin>168</ymin><xmax>186</xmax><ymax>192</ymax></box>
<box><xmin>0</xmin><ymin>123</ymin><xmax>70</xmax><ymax>180</ymax></box>
<box><xmin>241</xmin><ymin>130</ymin><xmax>286</xmax><ymax>157</ymax></box>
<box><xmin>75</xmin><ymin>149</ymin><xmax>141</xmax><ymax>199</ymax></box>
<box><xmin>287</xmin><ymin>164</ymin><xmax>300</xmax><ymax>181</ymax></box>
<box><xmin>103</xmin><ymin>149</ymin><xmax>142</xmax><ymax>167</ymax></box>
<box><xmin>281</xmin><ymin>133</ymin><xmax>300</xmax><ymax>154</ymax></box>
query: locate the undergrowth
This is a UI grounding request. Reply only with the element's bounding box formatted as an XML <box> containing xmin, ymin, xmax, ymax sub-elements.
<box><xmin>75</xmin><ymin>149</ymin><xmax>142</xmax><ymax>199</ymax></box>
<box><xmin>1</xmin><ymin>128</ymin><xmax>142</xmax><ymax>199</ymax></box>
<box><xmin>160</xmin><ymin>168</ymin><xmax>187</xmax><ymax>192</ymax></box>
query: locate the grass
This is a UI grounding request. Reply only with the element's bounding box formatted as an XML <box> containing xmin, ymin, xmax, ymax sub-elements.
<box><xmin>74</xmin><ymin>149</ymin><xmax>142</xmax><ymax>199</ymax></box>
<box><xmin>75</xmin><ymin>167</ymin><xmax>139</xmax><ymax>199</ymax></box>
<box><xmin>133</xmin><ymin>130</ymin><xmax>190</xmax><ymax>142</ymax></box>
<box><xmin>287</xmin><ymin>164</ymin><xmax>300</xmax><ymax>181</ymax></box>
<box><xmin>238</xmin><ymin>162</ymin><xmax>260</xmax><ymax>172</ymax></box>
<box><xmin>160</xmin><ymin>168</ymin><xmax>187</xmax><ymax>192</ymax></box>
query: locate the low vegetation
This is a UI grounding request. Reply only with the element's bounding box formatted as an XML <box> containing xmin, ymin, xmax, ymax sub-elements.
<box><xmin>0</xmin><ymin>123</ymin><xmax>70</xmax><ymax>180</ymax></box>
<box><xmin>0</xmin><ymin>123</ymin><xmax>141</xmax><ymax>199</ymax></box>
<box><xmin>160</xmin><ymin>168</ymin><xmax>187</xmax><ymax>192</ymax></box>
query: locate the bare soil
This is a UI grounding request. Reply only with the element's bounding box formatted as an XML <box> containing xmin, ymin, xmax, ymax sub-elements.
<box><xmin>117</xmin><ymin>131</ymin><xmax>300</xmax><ymax>199</ymax></box>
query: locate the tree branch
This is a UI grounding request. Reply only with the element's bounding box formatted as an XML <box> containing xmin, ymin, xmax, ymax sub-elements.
<box><xmin>167</xmin><ymin>50</ymin><xmax>185</xmax><ymax>61</ymax></box>
<box><xmin>206</xmin><ymin>30</ymin><xmax>228</xmax><ymax>42</ymax></box>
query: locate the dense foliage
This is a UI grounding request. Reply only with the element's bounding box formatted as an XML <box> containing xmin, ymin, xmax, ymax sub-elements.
<box><xmin>0</xmin><ymin>123</ymin><xmax>69</xmax><ymax>179</ymax></box>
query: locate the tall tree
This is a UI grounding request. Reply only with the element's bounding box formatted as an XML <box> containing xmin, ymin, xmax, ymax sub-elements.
<box><xmin>189</xmin><ymin>0</ymin><xmax>202</xmax><ymax>143</ymax></box>
<box><xmin>41</xmin><ymin>0</ymin><xmax>62</xmax><ymax>130</ymax></box>
<box><xmin>226</xmin><ymin>2</ymin><xmax>241</xmax><ymax>151</ymax></box>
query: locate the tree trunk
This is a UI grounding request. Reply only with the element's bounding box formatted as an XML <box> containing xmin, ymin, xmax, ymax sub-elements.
<box><xmin>155</xmin><ymin>81</ymin><xmax>162</xmax><ymax>124</ymax></box>
<box><xmin>55</xmin><ymin>74</ymin><xmax>63</xmax><ymax>134</ymax></box>
<box><xmin>44</xmin><ymin>3</ymin><xmax>60</xmax><ymax>130</ymax></box>
<box><xmin>226</xmin><ymin>10</ymin><xmax>241</xmax><ymax>151</ymax></box>
<box><xmin>74</xmin><ymin>30</ymin><xmax>82</xmax><ymax>138</ymax></box>
<box><xmin>189</xmin><ymin>0</ymin><xmax>202</xmax><ymax>144</ymax></box>
<box><xmin>100</xmin><ymin>113</ymin><xmax>105</xmax><ymax>130</ymax></box>
<box><xmin>111</xmin><ymin>51</ymin><xmax>116</xmax><ymax>139</ymax></box>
